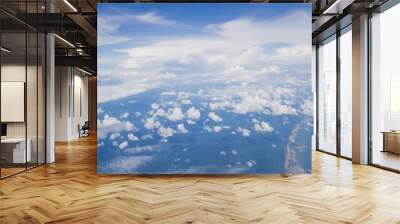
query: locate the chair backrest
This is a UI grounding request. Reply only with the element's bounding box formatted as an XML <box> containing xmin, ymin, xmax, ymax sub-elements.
<box><xmin>82</xmin><ymin>121</ymin><xmax>90</xmax><ymax>129</ymax></box>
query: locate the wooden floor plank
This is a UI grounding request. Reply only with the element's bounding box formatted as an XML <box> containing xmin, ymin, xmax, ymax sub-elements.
<box><xmin>1</xmin><ymin>135</ymin><xmax>400</xmax><ymax>223</ymax></box>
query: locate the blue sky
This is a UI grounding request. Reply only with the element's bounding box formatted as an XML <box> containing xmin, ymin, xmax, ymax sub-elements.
<box><xmin>98</xmin><ymin>4</ymin><xmax>311</xmax><ymax>102</ymax></box>
<box><xmin>97</xmin><ymin>4</ymin><xmax>313</xmax><ymax>174</ymax></box>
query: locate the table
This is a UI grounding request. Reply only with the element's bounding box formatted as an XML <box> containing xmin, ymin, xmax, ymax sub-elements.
<box><xmin>382</xmin><ymin>131</ymin><xmax>400</xmax><ymax>154</ymax></box>
<box><xmin>1</xmin><ymin>138</ymin><xmax>31</xmax><ymax>163</ymax></box>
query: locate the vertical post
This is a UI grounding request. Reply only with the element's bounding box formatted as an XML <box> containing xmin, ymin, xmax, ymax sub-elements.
<box><xmin>315</xmin><ymin>45</ymin><xmax>320</xmax><ymax>150</ymax></box>
<box><xmin>352</xmin><ymin>14</ymin><xmax>369</xmax><ymax>164</ymax></box>
<box><xmin>336</xmin><ymin>29</ymin><xmax>341</xmax><ymax>157</ymax></box>
<box><xmin>46</xmin><ymin>1</ymin><xmax>55</xmax><ymax>163</ymax></box>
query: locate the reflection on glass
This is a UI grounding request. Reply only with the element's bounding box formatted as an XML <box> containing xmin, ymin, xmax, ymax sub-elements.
<box><xmin>38</xmin><ymin>33</ymin><xmax>46</xmax><ymax>165</ymax></box>
<box><xmin>0</xmin><ymin>1</ymin><xmax>46</xmax><ymax>178</ymax></box>
<box><xmin>371</xmin><ymin>3</ymin><xmax>400</xmax><ymax>171</ymax></box>
<box><xmin>318</xmin><ymin>37</ymin><xmax>337</xmax><ymax>154</ymax></box>
<box><xmin>340</xmin><ymin>29</ymin><xmax>352</xmax><ymax>158</ymax></box>
<box><xmin>1</xmin><ymin>31</ymin><xmax>27</xmax><ymax>177</ymax></box>
<box><xmin>27</xmin><ymin>31</ymin><xmax>38</xmax><ymax>169</ymax></box>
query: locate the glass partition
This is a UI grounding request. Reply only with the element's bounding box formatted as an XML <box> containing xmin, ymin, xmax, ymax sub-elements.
<box><xmin>339</xmin><ymin>27</ymin><xmax>352</xmax><ymax>158</ymax></box>
<box><xmin>0</xmin><ymin>1</ymin><xmax>46</xmax><ymax>179</ymax></box>
<box><xmin>317</xmin><ymin>35</ymin><xmax>337</xmax><ymax>154</ymax></box>
<box><xmin>1</xmin><ymin>30</ymin><xmax>28</xmax><ymax>177</ymax></box>
<box><xmin>370</xmin><ymin>3</ymin><xmax>400</xmax><ymax>171</ymax></box>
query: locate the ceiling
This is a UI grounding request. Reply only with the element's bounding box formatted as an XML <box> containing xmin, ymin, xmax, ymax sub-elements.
<box><xmin>0</xmin><ymin>0</ymin><xmax>391</xmax><ymax>74</ymax></box>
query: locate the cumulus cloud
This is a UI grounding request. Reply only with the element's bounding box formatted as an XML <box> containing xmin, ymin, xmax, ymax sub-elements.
<box><xmin>124</xmin><ymin>145</ymin><xmax>161</xmax><ymax>154</ymax></box>
<box><xmin>119</xmin><ymin>141</ymin><xmax>128</xmax><ymax>149</ymax></box>
<box><xmin>143</xmin><ymin>117</ymin><xmax>161</xmax><ymax>130</ymax></box>
<box><xmin>110</xmin><ymin>133</ymin><xmax>120</xmax><ymax>141</ymax></box>
<box><xmin>208</xmin><ymin>112</ymin><xmax>223</xmax><ymax>122</ymax></box>
<box><xmin>103</xmin><ymin>156</ymin><xmax>153</xmax><ymax>173</ymax></box>
<box><xmin>253</xmin><ymin>120</ymin><xmax>274</xmax><ymax>133</ymax></box>
<box><xmin>186</xmin><ymin>120</ymin><xmax>196</xmax><ymax>125</ymax></box>
<box><xmin>177</xmin><ymin>124</ymin><xmax>189</xmax><ymax>134</ymax></box>
<box><xmin>142</xmin><ymin>134</ymin><xmax>153</xmax><ymax>140</ymax></box>
<box><xmin>186</xmin><ymin>107</ymin><xmax>201</xmax><ymax>120</ymax></box>
<box><xmin>204</xmin><ymin>125</ymin><xmax>223</xmax><ymax>133</ymax></box>
<box><xmin>166</xmin><ymin>107</ymin><xmax>185</xmax><ymax>121</ymax></box>
<box><xmin>213</xmin><ymin>126</ymin><xmax>223</xmax><ymax>133</ymax></box>
<box><xmin>98</xmin><ymin>10</ymin><xmax>311</xmax><ymax>102</ymax></box>
<box><xmin>237</xmin><ymin>127</ymin><xmax>251</xmax><ymax>137</ymax></box>
<box><xmin>120</xmin><ymin>112</ymin><xmax>129</xmax><ymax>119</ymax></box>
<box><xmin>158</xmin><ymin>126</ymin><xmax>176</xmax><ymax>138</ymax></box>
<box><xmin>246</xmin><ymin>160</ymin><xmax>256</xmax><ymax>168</ymax></box>
<box><xmin>128</xmin><ymin>133</ymin><xmax>139</xmax><ymax>141</ymax></box>
<box><xmin>98</xmin><ymin>115</ymin><xmax>136</xmax><ymax>139</ymax></box>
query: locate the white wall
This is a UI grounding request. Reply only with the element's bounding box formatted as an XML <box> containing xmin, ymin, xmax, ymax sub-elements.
<box><xmin>55</xmin><ymin>67</ymin><xmax>89</xmax><ymax>141</ymax></box>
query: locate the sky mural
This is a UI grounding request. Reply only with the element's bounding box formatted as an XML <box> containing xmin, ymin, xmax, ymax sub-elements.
<box><xmin>97</xmin><ymin>4</ymin><xmax>313</xmax><ymax>174</ymax></box>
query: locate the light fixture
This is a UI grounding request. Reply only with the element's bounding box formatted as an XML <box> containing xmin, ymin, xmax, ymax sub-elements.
<box><xmin>78</xmin><ymin>67</ymin><xmax>93</xmax><ymax>76</ymax></box>
<box><xmin>1</xmin><ymin>47</ymin><xmax>11</xmax><ymax>53</ymax></box>
<box><xmin>322</xmin><ymin>0</ymin><xmax>354</xmax><ymax>15</ymax></box>
<box><xmin>63</xmin><ymin>0</ymin><xmax>78</xmax><ymax>12</ymax></box>
<box><xmin>54</xmin><ymin>34</ymin><xmax>75</xmax><ymax>48</ymax></box>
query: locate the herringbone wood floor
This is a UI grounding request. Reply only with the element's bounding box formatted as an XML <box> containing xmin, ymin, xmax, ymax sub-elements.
<box><xmin>1</xmin><ymin>135</ymin><xmax>400</xmax><ymax>224</ymax></box>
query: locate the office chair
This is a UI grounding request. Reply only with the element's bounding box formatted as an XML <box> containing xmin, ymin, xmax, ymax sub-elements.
<box><xmin>79</xmin><ymin>121</ymin><xmax>90</xmax><ymax>138</ymax></box>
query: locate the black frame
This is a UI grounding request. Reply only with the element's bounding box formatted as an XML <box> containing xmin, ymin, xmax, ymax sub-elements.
<box><xmin>0</xmin><ymin>0</ymin><xmax>48</xmax><ymax>180</ymax></box>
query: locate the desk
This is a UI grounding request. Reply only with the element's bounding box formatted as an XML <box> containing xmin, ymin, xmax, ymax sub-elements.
<box><xmin>1</xmin><ymin>138</ymin><xmax>31</xmax><ymax>163</ymax></box>
<box><xmin>382</xmin><ymin>131</ymin><xmax>400</xmax><ymax>154</ymax></box>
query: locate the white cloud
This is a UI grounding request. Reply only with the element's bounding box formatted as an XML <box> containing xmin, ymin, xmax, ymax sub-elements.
<box><xmin>119</xmin><ymin>141</ymin><xmax>128</xmax><ymax>149</ymax></box>
<box><xmin>124</xmin><ymin>145</ymin><xmax>161</xmax><ymax>154</ymax></box>
<box><xmin>204</xmin><ymin>126</ymin><xmax>212</xmax><ymax>132</ymax></box>
<box><xmin>98</xmin><ymin>115</ymin><xmax>136</xmax><ymax>139</ymax></box>
<box><xmin>208</xmin><ymin>112</ymin><xmax>223</xmax><ymax>122</ymax></box>
<box><xmin>98</xmin><ymin>108</ymin><xmax>104</xmax><ymax>114</ymax></box>
<box><xmin>120</xmin><ymin>112</ymin><xmax>129</xmax><ymax>119</ymax></box>
<box><xmin>103</xmin><ymin>156</ymin><xmax>153</xmax><ymax>173</ymax></box>
<box><xmin>177</xmin><ymin>124</ymin><xmax>189</xmax><ymax>134</ymax></box>
<box><xmin>132</xmin><ymin>12</ymin><xmax>177</xmax><ymax>26</ymax></box>
<box><xmin>254</xmin><ymin>121</ymin><xmax>274</xmax><ymax>133</ymax></box>
<box><xmin>186</xmin><ymin>107</ymin><xmax>201</xmax><ymax>120</ymax></box>
<box><xmin>142</xmin><ymin>134</ymin><xmax>153</xmax><ymax>140</ymax></box>
<box><xmin>158</xmin><ymin>126</ymin><xmax>176</xmax><ymax>138</ymax></box>
<box><xmin>231</xmin><ymin>150</ymin><xmax>238</xmax><ymax>155</ymax></box>
<box><xmin>166</xmin><ymin>107</ymin><xmax>185</xmax><ymax>121</ymax></box>
<box><xmin>246</xmin><ymin>160</ymin><xmax>256</xmax><ymax>168</ymax></box>
<box><xmin>99</xmin><ymin>10</ymin><xmax>311</xmax><ymax>102</ymax></box>
<box><xmin>98</xmin><ymin>12</ymin><xmax>177</xmax><ymax>46</ymax></box>
<box><xmin>110</xmin><ymin>133</ymin><xmax>120</xmax><ymax>141</ymax></box>
<box><xmin>204</xmin><ymin>125</ymin><xmax>223</xmax><ymax>133</ymax></box>
<box><xmin>237</xmin><ymin>127</ymin><xmax>251</xmax><ymax>137</ymax></box>
<box><xmin>128</xmin><ymin>133</ymin><xmax>139</xmax><ymax>141</ymax></box>
<box><xmin>144</xmin><ymin>117</ymin><xmax>161</xmax><ymax>130</ymax></box>
<box><xmin>161</xmin><ymin>91</ymin><xmax>177</xmax><ymax>96</ymax></box>
<box><xmin>301</xmin><ymin>99</ymin><xmax>314</xmax><ymax>116</ymax></box>
<box><xmin>213</xmin><ymin>126</ymin><xmax>223</xmax><ymax>133</ymax></box>
<box><xmin>220</xmin><ymin>151</ymin><xmax>226</xmax><ymax>156</ymax></box>
<box><xmin>186</xmin><ymin>120</ymin><xmax>196</xmax><ymax>125</ymax></box>
<box><xmin>155</xmin><ymin>108</ymin><xmax>167</xmax><ymax>117</ymax></box>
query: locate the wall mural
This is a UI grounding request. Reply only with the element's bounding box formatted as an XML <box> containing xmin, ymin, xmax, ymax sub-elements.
<box><xmin>97</xmin><ymin>4</ymin><xmax>313</xmax><ymax>174</ymax></box>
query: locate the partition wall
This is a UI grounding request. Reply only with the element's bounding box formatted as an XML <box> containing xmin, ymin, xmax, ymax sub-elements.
<box><xmin>0</xmin><ymin>1</ymin><xmax>46</xmax><ymax>179</ymax></box>
<box><xmin>316</xmin><ymin>25</ymin><xmax>352</xmax><ymax>159</ymax></box>
<box><xmin>370</xmin><ymin>2</ymin><xmax>400</xmax><ymax>171</ymax></box>
<box><xmin>316</xmin><ymin>0</ymin><xmax>400</xmax><ymax>172</ymax></box>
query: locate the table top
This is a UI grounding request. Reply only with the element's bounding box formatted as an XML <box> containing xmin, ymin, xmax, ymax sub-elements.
<box><xmin>381</xmin><ymin>131</ymin><xmax>400</xmax><ymax>134</ymax></box>
<box><xmin>1</xmin><ymin>138</ymin><xmax>29</xmax><ymax>143</ymax></box>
